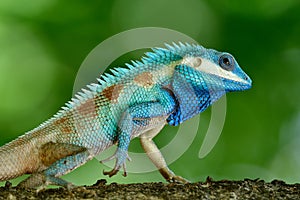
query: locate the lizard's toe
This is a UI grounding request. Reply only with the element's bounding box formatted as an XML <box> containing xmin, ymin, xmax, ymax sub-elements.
<box><xmin>103</xmin><ymin>168</ymin><xmax>119</xmax><ymax>177</ymax></box>
<box><xmin>159</xmin><ymin>167</ymin><xmax>190</xmax><ymax>184</ymax></box>
<box><xmin>100</xmin><ymin>148</ymin><xmax>130</xmax><ymax>178</ymax></box>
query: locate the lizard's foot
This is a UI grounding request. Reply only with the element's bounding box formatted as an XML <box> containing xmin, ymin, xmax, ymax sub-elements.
<box><xmin>159</xmin><ymin>167</ymin><xmax>190</xmax><ymax>183</ymax></box>
<box><xmin>168</xmin><ymin>175</ymin><xmax>190</xmax><ymax>183</ymax></box>
<box><xmin>100</xmin><ymin>148</ymin><xmax>131</xmax><ymax>177</ymax></box>
<box><xmin>17</xmin><ymin>173</ymin><xmax>75</xmax><ymax>190</ymax></box>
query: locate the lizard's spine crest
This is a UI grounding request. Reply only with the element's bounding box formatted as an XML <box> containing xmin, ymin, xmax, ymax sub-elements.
<box><xmin>65</xmin><ymin>42</ymin><xmax>201</xmax><ymax>109</ymax></box>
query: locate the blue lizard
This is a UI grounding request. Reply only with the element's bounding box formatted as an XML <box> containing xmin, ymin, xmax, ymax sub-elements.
<box><xmin>0</xmin><ymin>43</ymin><xmax>252</xmax><ymax>188</ymax></box>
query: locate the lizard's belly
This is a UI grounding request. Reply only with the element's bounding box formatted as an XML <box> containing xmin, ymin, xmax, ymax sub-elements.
<box><xmin>131</xmin><ymin>116</ymin><xmax>167</xmax><ymax>139</ymax></box>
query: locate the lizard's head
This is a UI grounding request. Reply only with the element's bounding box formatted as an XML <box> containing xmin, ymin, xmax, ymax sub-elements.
<box><xmin>181</xmin><ymin>46</ymin><xmax>252</xmax><ymax>92</ymax></box>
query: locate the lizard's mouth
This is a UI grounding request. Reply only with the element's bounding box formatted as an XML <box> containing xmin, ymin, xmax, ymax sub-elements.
<box><xmin>223</xmin><ymin>77</ymin><xmax>252</xmax><ymax>92</ymax></box>
<box><xmin>197</xmin><ymin>72</ymin><xmax>252</xmax><ymax>92</ymax></box>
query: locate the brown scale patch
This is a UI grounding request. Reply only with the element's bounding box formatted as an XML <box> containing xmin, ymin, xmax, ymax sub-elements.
<box><xmin>54</xmin><ymin>116</ymin><xmax>74</xmax><ymax>135</ymax></box>
<box><xmin>61</xmin><ymin>125</ymin><xmax>73</xmax><ymax>134</ymax></box>
<box><xmin>134</xmin><ymin>72</ymin><xmax>154</xmax><ymax>87</ymax></box>
<box><xmin>77</xmin><ymin>98</ymin><xmax>98</xmax><ymax>117</ymax></box>
<box><xmin>101</xmin><ymin>84</ymin><xmax>124</xmax><ymax>102</ymax></box>
<box><xmin>54</xmin><ymin>117</ymin><xmax>68</xmax><ymax>125</ymax></box>
<box><xmin>39</xmin><ymin>142</ymin><xmax>86</xmax><ymax>167</ymax></box>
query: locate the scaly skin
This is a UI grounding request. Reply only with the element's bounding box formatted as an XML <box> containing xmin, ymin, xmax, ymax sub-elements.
<box><xmin>0</xmin><ymin>43</ymin><xmax>252</xmax><ymax>188</ymax></box>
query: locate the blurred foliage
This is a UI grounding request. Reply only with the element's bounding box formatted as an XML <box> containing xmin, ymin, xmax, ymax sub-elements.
<box><xmin>0</xmin><ymin>0</ymin><xmax>300</xmax><ymax>186</ymax></box>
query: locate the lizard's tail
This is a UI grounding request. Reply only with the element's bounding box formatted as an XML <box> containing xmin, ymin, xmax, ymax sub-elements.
<box><xmin>0</xmin><ymin>136</ymin><xmax>38</xmax><ymax>181</ymax></box>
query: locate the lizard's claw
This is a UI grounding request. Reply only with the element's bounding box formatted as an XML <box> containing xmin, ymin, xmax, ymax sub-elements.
<box><xmin>100</xmin><ymin>149</ymin><xmax>131</xmax><ymax>177</ymax></box>
<box><xmin>168</xmin><ymin>175</ymin><xmax>190</xmax><ymax>183</ymax></box>
<box><xmin>102</xmin><ymin>162</ymin><xmax>128</xmax><ymax>177</ymax></box>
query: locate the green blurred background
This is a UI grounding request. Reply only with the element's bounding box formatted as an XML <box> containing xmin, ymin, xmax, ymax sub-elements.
<box><xmin>0</xmin><ymin>0</ymin><xmax>300</xmax><ymax>186</ymax></box>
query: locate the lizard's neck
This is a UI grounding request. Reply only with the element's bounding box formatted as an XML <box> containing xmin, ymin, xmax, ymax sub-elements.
<box><xmin>167</xmin><ymin>64</ymin><xmax>226</xmax><ymax>126</ymax></box>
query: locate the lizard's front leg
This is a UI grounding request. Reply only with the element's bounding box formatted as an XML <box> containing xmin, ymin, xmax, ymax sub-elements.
<box><xmin>101</xmin><ymin>99</ymin><xmax>176</xmax><ymax>177</ymax></box>
<box><xmin>101</xmin><ymin>109</ymin><xmax>133</xmax><ymax>177</ymax></box>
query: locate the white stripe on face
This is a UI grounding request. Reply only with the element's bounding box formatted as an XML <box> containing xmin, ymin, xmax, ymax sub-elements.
<box><xmin>182</xmin><ymin>57</ymin><xmax>248</xmax><ymax>84</ymax></box>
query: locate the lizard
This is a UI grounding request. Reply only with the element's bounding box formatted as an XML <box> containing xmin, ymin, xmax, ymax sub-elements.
<box><xmin>0</xmin><ymin>42</ymin><xmax>252</xmax><ymax>189</ymax></box>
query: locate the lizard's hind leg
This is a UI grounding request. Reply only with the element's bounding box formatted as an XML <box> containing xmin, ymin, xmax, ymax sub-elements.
<box><xmin>140</xmin><ymin>125</ymin><xmax>189</xmax><ymax>183</ymax></box>
<box><xmin>18</xmin><ymin>150</ymin><xmax>92</xmax><ymax>189</ymax></box>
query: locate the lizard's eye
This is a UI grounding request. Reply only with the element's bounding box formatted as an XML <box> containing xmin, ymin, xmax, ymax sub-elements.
<box><xmin>219</xmin><ymin>54</ymin><xmax>235</xmax><ymax>71</ymax></box>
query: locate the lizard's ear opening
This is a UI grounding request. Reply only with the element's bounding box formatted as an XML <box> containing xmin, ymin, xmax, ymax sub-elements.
<box><xmin>193</xmin><ymin>57</ymin><xmax>202</xmax><ymax>68</ymax></box>
<box><xmin>182</xmin><ymin>57</ymin><xmax>202</xmax><ymax>68</ymax></box>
